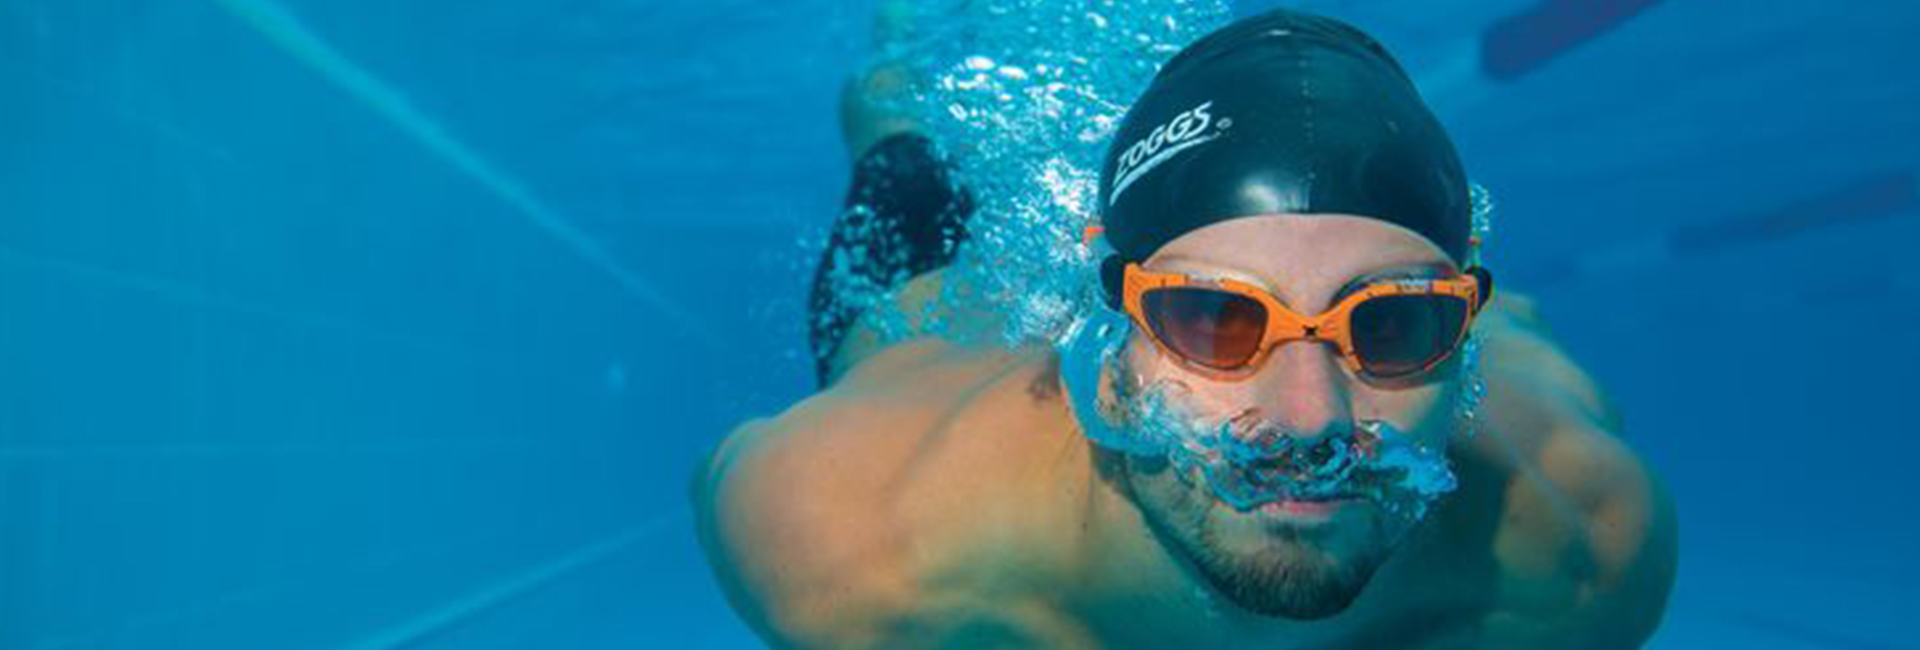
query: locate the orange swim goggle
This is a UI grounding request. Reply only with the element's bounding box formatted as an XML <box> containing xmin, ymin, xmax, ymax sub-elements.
<box><xmin>1118</xmin><ymin>263</ymin><xmax>1493</xmax><ymax>381</ymax></box>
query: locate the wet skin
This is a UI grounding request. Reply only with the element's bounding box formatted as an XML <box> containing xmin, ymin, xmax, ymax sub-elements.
<box><xmin>694</xmin><ymin>215</ymin><xmax>1677</xmax><ymax>650</ymax></box>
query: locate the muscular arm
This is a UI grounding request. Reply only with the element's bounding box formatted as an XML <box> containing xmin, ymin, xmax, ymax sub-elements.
<box><xmin>692</xmin><ymin>379</ymin><xmax>1097</xmax><ymax>650</ymax></box>
<box><xmin>1467</xmin><ymin>293</ymin><xmax>1679</xmax><ymax>649</ymax></box>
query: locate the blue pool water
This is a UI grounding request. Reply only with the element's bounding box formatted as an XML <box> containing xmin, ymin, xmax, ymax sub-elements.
<box><xmin>2</xmin><ymin>0</ymin><xmax>1916</xmax><ymax>648</ymax></box>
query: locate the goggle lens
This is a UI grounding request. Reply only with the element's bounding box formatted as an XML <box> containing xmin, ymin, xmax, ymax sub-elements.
<box><xmin>1141</xmin><ymin>287</ymin><xmax>1268</xmax><ymax>369</ymax></box>
<box><xmin>1349</xmin><ymin>294</ymin><xmax>1470</xmax><ymax>378</ymax></box>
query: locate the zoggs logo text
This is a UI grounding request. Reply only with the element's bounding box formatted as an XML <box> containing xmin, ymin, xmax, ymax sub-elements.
<box><xmin>1110</xmin><ymin>100</ymin><xmax>1222</xmax><ymax>203</ymax></box>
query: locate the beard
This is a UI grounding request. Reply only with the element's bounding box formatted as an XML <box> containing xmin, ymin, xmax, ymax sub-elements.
<box><xmin>1109</xmin><ymin>360</ymin><xmax>1443</xmax><ymax>619</ymax></box>
<box><xmin>1191</xmin><ymin>506</ymin><xmax>1391</xmax><ymax>618</ymax></box>
<box><xmin>1131</xmin><ymin>459</ymin><xmax>1401</xmax><ymax>620</ymax></box>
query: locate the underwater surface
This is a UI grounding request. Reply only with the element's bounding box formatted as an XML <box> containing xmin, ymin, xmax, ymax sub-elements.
<box><xmin>2</xmin><ymin>0</ymin><xmax>1917</xmax><ymax>648</ymax></box>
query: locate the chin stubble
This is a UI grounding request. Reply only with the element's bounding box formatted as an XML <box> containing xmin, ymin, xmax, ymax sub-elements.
<box><xmin>1142</xmin><ymin>468</ymin><xmax>1392</xmax><ymax>620</ymax></box>
<box><xmin>1191</xmin><ymin>505</ymin><xmax>1388</xmax><ymax>619</ymax></box>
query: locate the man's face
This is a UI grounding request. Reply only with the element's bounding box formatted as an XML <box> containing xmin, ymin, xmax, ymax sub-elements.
<box><xmin>1111</xmin><ymin>213</ymin><xmax>1469</xmax><ymax>619</ymax></box>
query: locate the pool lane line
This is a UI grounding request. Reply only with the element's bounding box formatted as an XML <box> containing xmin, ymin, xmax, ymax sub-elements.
<box><xmin>0</xmin><ymin>438</ymin><xmax>553</xmax><ymax>462</ymax></box>
<box><xmin>0</xmin><ymin>244</ymin><xmax>532</xmax><ymax>367</ymax></box>
<box><xmin>1517</xmin><ymin>170</ymin><xmax>1917</xmax><ymax>287</ymax></box>
<box><xmin>338</xmin><ymin>509</ymin><xmax>689</xmax><ymax>650</ymax></box>
<box><xmin>1668</xmin><ymin>171</ymin><xmax>1917</xmax><ymax>255</ymax></box>
<box><xmin>1412</xmin><ymin>0</ymin><xmax>1669</xmax><ymax>120</ymax></box>
<box><xmin>1716</xmin><ymin>608</ymin><xmax>1907</xmax><ymax>650</ymax></box>
<box><xmin>1481</xmin><ymin>0</ymin><xmax>1672</xmax><ymax>82</ymax></box>
<box><xmin>205</xmin><ymin>0</ymin><xmax>718</xmax><ymax>351</ymax></box>
<box><xmin>21</xmin><ymin>517</ymin><xmax>570</xmax><ymax>650</ymax></box>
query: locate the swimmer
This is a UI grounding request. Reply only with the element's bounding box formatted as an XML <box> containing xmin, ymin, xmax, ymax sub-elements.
<box><xmin>696</xmin><ymin>7</ymin><xmax>1676</xmax><ymax>649</ymax></box>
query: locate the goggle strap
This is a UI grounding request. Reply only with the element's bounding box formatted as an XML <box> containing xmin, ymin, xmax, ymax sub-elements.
<box><xmin>1099</xmin><ymin>255</ymin><xmax>1128</xmax><ymax>311</ymax></box>
<box><xmin>1467</xmin><ymin>266</ymin><xmax>1495</xmax><ymax>312</ymax></box>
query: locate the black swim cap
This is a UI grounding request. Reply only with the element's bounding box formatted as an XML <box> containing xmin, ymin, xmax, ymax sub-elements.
<box><xmin>1097</xmin><ymin>8</ymin><xmax>1472</xmax><ymax>271</ymax></box>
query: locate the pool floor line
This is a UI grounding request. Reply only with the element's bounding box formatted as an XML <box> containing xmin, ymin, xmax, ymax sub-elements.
<box><xmin>204</xmin><ymin>0</ymin><xmax>719</xmax><ymax>351</ymax></box>
<box><xmin>1482</xmin><ymin>0</ymin><xmax>1671</xmax><ymax>82</ymax></box>
<box><xmin>0</xmin><ymin>438</ymin><xmax>555</xmax><ymax>462</ymax></box>
<box><xmin>1518</xmin><ymin>172</ymin><xmax>1919</xmax><ymax>287</ymax></box>
<box><xmin>0</xmin><ymin>245</ymin><xmax>518</xmax><ymax>366</ymax></box>
<box><xmin>22</xmin><ymin>517</ymin><xmax>591</xmax><ymax>650</ymax></box>
<box><xmin>1713</xmin><ymin>607</ymin><xmax>1907</xmax><ymax>650</ymax></box>
<box><xmin>337</xmin><ymin>509</ymin><xmax>689</xmax><ymax>650</ymax></box>
<box><xmin>0</xmin><ymin>56</ymin><xmax>238</xmax><ymax>163</ymax></box>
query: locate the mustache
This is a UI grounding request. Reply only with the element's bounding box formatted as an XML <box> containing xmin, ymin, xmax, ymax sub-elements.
<box><xmin>1167</xmin><ymin>411</ymin><xmax>1454</xmax><ymax>511</ymax></box>
<box><xmin>1220</xmin><ymin>414</ymin><xmax>1380</xmax><ymax>461</ymax></box>
<box><xmin>1215</xmin><ymin>418</ymin><xmax>1372</xmax><ymax>487</ymax></box>
<box><xmin>1116</xmin><ymin>376</ymin><xmax>1457</xmax><ymax>514</ymax></box>
<box><xmin>1210</xmin><ymin>443</ymin><xmax>1394</xmax><ymax>504</ymax></box>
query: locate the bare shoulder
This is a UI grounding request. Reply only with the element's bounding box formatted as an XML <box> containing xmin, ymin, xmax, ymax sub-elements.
<box><xmin>1464</xmin><ymin>291</ymin><xmax>1678</xmax><ymax>649</ymax></box>
<box><xmin>693</xmin><ymin>340</ymin><xmax>1098</xmax><ymax>649</ymax></box>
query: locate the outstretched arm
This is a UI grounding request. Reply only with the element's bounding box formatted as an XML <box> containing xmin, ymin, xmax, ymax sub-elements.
<box><xmin>1467</xmin><ymin>291</ymin><xmax>1679</xmax><ymax>649</ymax></box>
<box><xmin>693</xmin><ymin>403</ymin><xmax>1097</xmax><ymax>650</ymax></box>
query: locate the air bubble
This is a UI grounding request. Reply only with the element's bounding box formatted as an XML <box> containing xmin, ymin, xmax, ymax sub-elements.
<box><xmin>833</xmin><ymin>0</ymin><xmax>1231</xmax><ymax>352</ymax></box>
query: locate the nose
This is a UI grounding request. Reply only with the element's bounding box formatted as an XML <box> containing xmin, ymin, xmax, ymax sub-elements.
<box><xmin>1245</xmin><ymin>339</ymin><xmax>1354</xmax><ymax>442</ymax></box>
